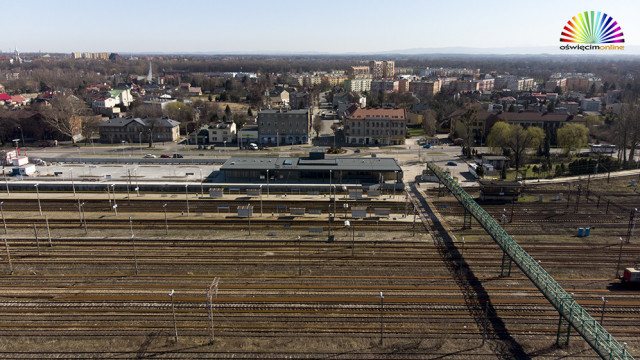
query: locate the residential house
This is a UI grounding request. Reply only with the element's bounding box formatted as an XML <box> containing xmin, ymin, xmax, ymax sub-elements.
<box><xmin>257</xmin><ymin>108</ymin><xmax>310</xmax><ymax>145</ymax></box>
<box><xmin>343</xmin><ymin>107</ymin><xmax>407</xmax><ymax>145</ymax></box>
<box><xmin>289</xmin><ymin>91</ymin><xmax>310</xmax><ymax>109</ymax></box>
<box><xmin>143</xmin><ymin>96</ymin><xmax>177</xmax><ymax>113</ymax></box>
<box><xmin>580</xmin><ymin>98</ymin><xmax>601</xmax><ymax>112</ymax></box>
<box><xmin>268</xmin><ymin>89</ymin><xmax>289</xmax><ymax>107</ymax></box>
<box><xmin>204</xmin><ymin>121</ymin><xmax>237</xmax><ymax>144</ymax></box>
<box><xmin>99</xmin><ymin>116</ymin><xmax>180</xmax><ymax>144</ymax></box>
<box><xmin>8</xmin><ymin>95</ymin><xmax>28</xmax><ymax>107</ymax></box>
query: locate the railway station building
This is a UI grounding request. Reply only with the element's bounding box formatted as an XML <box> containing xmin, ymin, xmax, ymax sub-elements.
<box><xmin>220</xmin><ymin>150</ymin><xmax>402</xmax><ymax>185</ymax></box>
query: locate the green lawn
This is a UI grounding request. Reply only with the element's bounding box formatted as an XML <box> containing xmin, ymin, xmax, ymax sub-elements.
<box><xmin>407</xmin><ymin>127</ymin><xmax>426</xmax><ymax>137</ymax></box>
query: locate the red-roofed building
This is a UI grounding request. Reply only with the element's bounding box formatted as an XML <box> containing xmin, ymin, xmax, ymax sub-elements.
<box><xmin>9</xmin><ymin>95</ymin><xmax>27</xmax><ymax>106</ymax></box>
<box><xmin>344</xmin><ymin>108</ymin><xmax>406</xmax><ymax>145</ymax></box>
<box><xmin>0</xmin><ymin>93</ymin><xmax>11</xmax><ymax>104</ymax></box>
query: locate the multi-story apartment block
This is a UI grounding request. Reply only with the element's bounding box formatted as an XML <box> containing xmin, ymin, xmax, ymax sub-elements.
<box><xmin>383</xmin><ymin>61</ymin><xmax>395</xmax><ymax>78</ymax></box>
<box><xmin>409</xmin><ymin>80</ymin><xmax>441</xmax><ymax>97</ymax></box>
<box><xmin>370</xmin><ymin>80</ymin><xmax>399</xmax><ymax>93</ymax></box>
<box><xmin>455</xmin><ymin>80</ymin><xmax>480</xmax><ymax>92</ymax></box>
<box><xmin>343</xmin><ymin>107</ymin><xmax>407</xmax><ymax>145</ymax></box>
<box><xmin>369</xmin><ymin>61</ymin><xmax>384</xmax><ymax>78</ymax></box>
<box><xmin>545</xmin><ymin>77</ymin><xmax>567</xmax><ymax>91</ymax></box>
<box><xmin>257</xmin><ymin>109</ymin><xmax>311</xmax><ymax>145</ymax></box>
<box><xmin>348</xmin><ymin>66</ymin><xmax>370</xmax><ymax>75</ymax></box>
<box><xmin>494</xmin><ymin>76</ymin><xmax>535</xmax><ymax>91</ymax></box>
<box><xmin>344</xmin><ymin>78</ymin><xmax>372</xmax><ymax>93</ymax></box>
<box><xmin>369</xmin><ymin>60</ymin><xmax>394</xmax><ymax>78</ymax></box>
<box><xmin>321</xmin><ymin>75</ymin><xmax>348</xmax><ymax>87</ymax></box>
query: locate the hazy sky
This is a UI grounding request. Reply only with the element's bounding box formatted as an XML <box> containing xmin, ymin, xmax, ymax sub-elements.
<box><xmin>4</xmin><ymin>0</ymin><xmax>640</xmax><ymax>54</ymax></box>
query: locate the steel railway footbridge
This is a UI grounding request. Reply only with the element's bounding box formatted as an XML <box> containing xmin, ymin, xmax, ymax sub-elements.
<box><xmin>424</xmin><ymin>162</ymin><xmax>632</xmax><ymax>360</ymax></box>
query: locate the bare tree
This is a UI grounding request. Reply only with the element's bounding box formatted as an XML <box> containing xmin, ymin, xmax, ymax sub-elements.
<box><xmin>421</xmin><ymin>110</ymin><xmax>437</xmax><ymax>137</ymax></box>
<box><xmin>39</xmin><ymin>95</ymin><xmax>90</xmax><ymax>144</ymax></box>
<box><xmin>312</xmin><ymin>114</ymin><xmax>323</xmax><ymax>139</ymax></box>
<box><xmin>80</xmin><ymin>116</ymin><xmax>103</xmax><ymax>145</ymax></box>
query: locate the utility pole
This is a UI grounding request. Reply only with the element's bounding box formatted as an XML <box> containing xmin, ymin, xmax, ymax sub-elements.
<box><xmin>0</xmin><ymin>201</ymin><xmax>6</xmax><ymax>234</ymax></box>
<box><xmin>45</xmin><ymin>215</ymin><xmax>51</xmax><ymax>247</ymax></box>
<box><xmin>81</xmin><ymin>202</ymin><xmax>87</xmax><ymax>234</ymax></box>
<box><xmin>379</xmin><ymin>291</ymin><xmax>384</xmax><ymax>345</ymax></box>
<box><xmin>3</xmin><ymin>237</ymin><xmax>12</xmax><ymax>273</ymax></box>
<box><xmin>185</xmin><ymin>185</ymin><xmax>189</xmax><ymax>216</ymax></box>
<box><xmin>616</xmin><ymin>237</ymin><xmax>624</xmax><ymax>278</ymax></box>
<box><xmin>130</xmin><ymin>216</ymin><xmax>138</xmax><ymax>275</ymax></box>
<box><xmin>33</xmin><ymin>223</ymin><xmax>40</xmax><ymax>256</ymax></box>
<box><xmin>207</xmin><ymin>278</ymin><xmax>220</xmax><ymax>343</ymax></box>
<box><xmin>298</xmin><ymin>235</ymin><xmax>302</xmax><ymax>276</ymax></box>
<box><xmin>600</xmin><ymin>296</ymin><xmax>608</xmax><ymax>326</ymax></box>
<box><xmin>163</xmin><ymin>203</ymin><xmax>168</xmax><ymax>235</ymax></box>
<box><xmin>169</xmin><ymin>289</ymin><xmax>178</xmax><ymax>342</ymax></box>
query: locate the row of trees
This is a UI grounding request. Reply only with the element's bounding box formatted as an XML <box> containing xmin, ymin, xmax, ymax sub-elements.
<box><xmin>484</xmin><ymin>122</ymin><xmax>589</xmax><ymax>174</ymax></box>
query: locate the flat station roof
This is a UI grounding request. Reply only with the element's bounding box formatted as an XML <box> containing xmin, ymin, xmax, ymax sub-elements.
<box><xmin>220</xmin><ymin>156</ymin><xmax>402</xmax><ymax>172</ymax></box>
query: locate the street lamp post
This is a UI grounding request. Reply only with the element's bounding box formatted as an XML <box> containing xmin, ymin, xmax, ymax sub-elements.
<box><xmin>298</xmin><ymin>235</ymin><xmax>301</xmax><ymax>276</ymax></box>
<box><xmin>121</xmin><ymin>140</ymin><xmax>126</xmax><ymax>160</ymax></box>
<box><xmin>329</xmin><ymin>169</ymin><xmax>332</xmax><ymax>199</ymax></box>
<box><xmin>81</xmin><ymin>202</ymin><xmax>87</xmax><ymax>234</ymax></box>
<box><xmin>223</xmin><ymin>140</ymin><xmax>226</xmax><ymax>152</ymax></box>
<box><xmin>34</xmin><ymin>184</ymin><xmax>42</xmax><ymax>216</ymax></box>
<box><xmin>111</xmin><ymin>184</ymin><xmax>117</xmax><ymax>215</ymax></box>
<box><xmin>18</xmin><ymin>126</ymin><xmax>24</xmax><ymax>148</ymax></box>
<box><xmin>163</xmin><ymin>203</ymin><xmax>168</xmax><ymax>235</ymax></box>
<box><xmin>462</xmin><ymin>237</ymin><xmax>466</xmax><ymax>257</ymax></box>
<box><xmin>600</xmin><ymin>296</ymin><xmax>608</xmax><ymax>325</ymax></box>
<box><xmin>185</xmin><ymin>185</ymin><xmax>189</xmax><ymax>216</ymax></box>
<box><xmin>260</xmin><ymin>185</ymin><xmax>263</xmax><ymax>216</ymax></box>
<box><xmin>266</xmin><ymin>169</ymin><xmax>270</xmax><ymax>196</ymax></box>
<box><xmin>130</xmin><ymin>216</ymin><xmax>138</xmax><ymax>275</ymax></box>
<box><xmin>0</xmin><ymin>202</ymin><xmax>5</xmax><ymax>234</ymax></box>
<box><xmin>379</xmin><ymin>291</ymin><xmax>384</xmax><ymax>345</ymax></box>
<box><xmin>169</xmin><ymin>289</ymin><xmax>178</xmax><ymax>342</ymax></box>
<box><xmin>616</xmin><ymin>236</ymin><xmax>624</xmax><ymax>278</ymax></box>
<box><xmin>139</xmin><ymin>132</ymin><xmax>143</xmax><ymax>155</ymax></box>
<box><xmin>199</xmin><ymin>169</ymin><xmax>204</xmax><ymax>196</ymax></box>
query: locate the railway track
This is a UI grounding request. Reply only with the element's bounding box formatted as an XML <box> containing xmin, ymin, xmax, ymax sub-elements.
<box><xmin>0</xmin><ymin>186</ymin><xmax>637</xmax><ymax>358</ymax></box>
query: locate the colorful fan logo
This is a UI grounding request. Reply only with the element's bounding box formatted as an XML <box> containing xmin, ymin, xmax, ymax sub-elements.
<box><xmin>560</xmin><ymin>11</ymin><xmax>624</xmax><ymax>44</ymax></box>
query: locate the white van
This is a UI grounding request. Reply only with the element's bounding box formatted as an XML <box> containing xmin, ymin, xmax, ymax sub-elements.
<box><xmin>249</xmin><ymin>143</ymin><xmax>259</xmax><ymax>150</ymax></box>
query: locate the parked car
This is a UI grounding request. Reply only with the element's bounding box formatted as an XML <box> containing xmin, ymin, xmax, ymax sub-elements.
<box><xmin>423</xmin><ymin>144</ymin><xmax>431</xmax><ymax>149</ymax></box>
<box><xmin>172</xmin><ymin>154</ymin><xmax>183</xmax><ymax>158</ymax></box>
<box><xmin>354</xmin><ymin>149</ymin><xmax>361</xmax><ymax>153</ymax></box>
<box><xmin>446</xmin><ymin>161</ymin><xmax>458</xmax><ymax>166</ymax></box>
<box><xmin>144</xmin><ymin>154</ymin><xmax>156</xmax><ymax>158</ymax></box>
<box><xmin>160</xmin><ymin>154</ymin><xmax>171</xmax><ymax>158</ymax></box>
